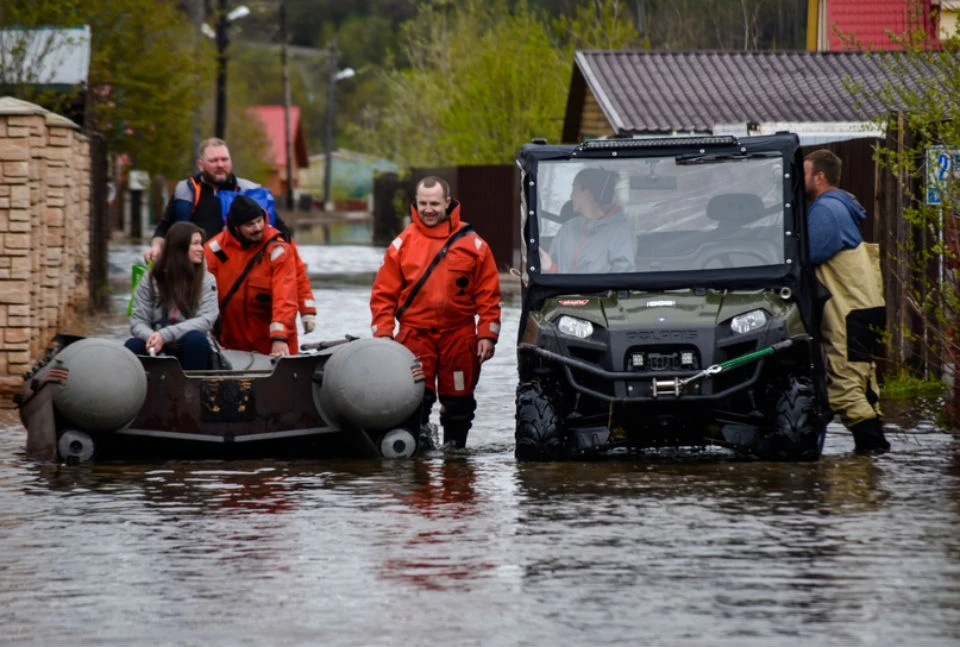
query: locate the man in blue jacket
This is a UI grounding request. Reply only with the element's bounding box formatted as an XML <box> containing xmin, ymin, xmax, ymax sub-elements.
<box><xmin>145</xmin><ymin>138</ymin><xmax>263</xmax><ymax>262</ymax></box>
<box><xmin>145</xmin><ymin>138</ymin><xmax>316</xmax><ymax>334</ymax></box>
<box><xmin>804</xmin><ymin>149</ymin><xmax>889</xmax><ymax>453</ymax></box>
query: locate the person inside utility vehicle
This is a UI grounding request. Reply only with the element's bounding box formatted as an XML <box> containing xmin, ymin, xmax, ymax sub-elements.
<box><xmin>538</xmin><ymin>167</ymin><xmax>636</xmax><ymax>274</ymax></box>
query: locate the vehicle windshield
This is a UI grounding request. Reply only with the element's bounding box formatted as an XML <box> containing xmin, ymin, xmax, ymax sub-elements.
<box><xmin>535</xmin><ymin>155</ymin><xmax>785</xmax><ymax>275</ymax></box>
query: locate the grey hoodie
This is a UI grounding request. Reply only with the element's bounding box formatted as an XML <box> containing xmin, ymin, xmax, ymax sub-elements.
<box><xmin>130</xmin><ymin>271</ymin><xmax>219</xmax><ymax>344</ymax></box>
<box><xmin>548</xmin><ymin>210</ymin><xmax>636</xmax><ymax>274</ymax></box>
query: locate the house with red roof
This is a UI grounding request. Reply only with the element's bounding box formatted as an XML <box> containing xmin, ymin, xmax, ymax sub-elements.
<box><xmin>806</xmin><ymin>0</ymin><xmax>943</xmax><ymax>50</ymax></box>
<box><xmin>248</xmin><ymin>105</ymin><xmax>309</xmax><ymax>199</ymax></box>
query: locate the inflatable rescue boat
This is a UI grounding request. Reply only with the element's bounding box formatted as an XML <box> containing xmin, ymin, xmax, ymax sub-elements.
<box><xmin>16</xmin><ymin>334</ymin><xmax>430</xmax><ymax>463</ymax></box>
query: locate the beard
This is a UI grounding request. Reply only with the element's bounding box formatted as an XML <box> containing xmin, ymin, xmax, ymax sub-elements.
<box><xmin>229</xmin><ymin>225</ymin><xmax>263</xmax><ymax>248</ymax></box>
<box><xmin>202</xmin><ymin>168</ymin><xmax>231</xmax><ymax>186</ymax></box>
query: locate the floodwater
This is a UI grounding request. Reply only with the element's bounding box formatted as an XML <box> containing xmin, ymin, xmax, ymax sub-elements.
<box><xmin>1</xmin><ymin>245</ymin><xmax>959</xmax><ymax>646</ymax></box>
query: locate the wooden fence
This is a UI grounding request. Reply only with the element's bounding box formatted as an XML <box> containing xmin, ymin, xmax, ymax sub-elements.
<box><xmin>802</xmin><ymin>128</ymin><xmax>947</xmax><ymax>378</ymax></box>
<box><xmin>372</xmin><ymin>166</ymin><xmax>519</xmax><ymax>270</ymax></box>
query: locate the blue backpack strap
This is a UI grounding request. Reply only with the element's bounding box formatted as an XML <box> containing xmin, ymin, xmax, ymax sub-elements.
<box><xmin>217</xmin><ymin>189</ymin><xmax>239</xmax><ymax>225</ymax></box>
<box><xmin>217</xmin><ymin>186</ymin><xmax>277</xmax><ymax>227</ymax></box>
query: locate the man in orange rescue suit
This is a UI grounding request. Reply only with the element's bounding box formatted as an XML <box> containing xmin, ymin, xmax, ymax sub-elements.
<box><xmin>147</xmin><ymin>138</ymin><xmax>317</xmax><ymax>336</ymax></box>
<box><xmin>370</xmin><ymin>176</ymin><xmax>502</xmax><ymax>448</ymax></box>
<box><xmin>205</xmin><ymin>195</ymin><xmax>299</xmax><ymax>356</ymax></box>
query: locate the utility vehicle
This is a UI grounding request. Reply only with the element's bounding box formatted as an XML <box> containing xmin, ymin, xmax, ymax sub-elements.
<box><xmin>514</xmin><ymin>134</ymin><xmax>829</xmax><ymax>461</ymax></box>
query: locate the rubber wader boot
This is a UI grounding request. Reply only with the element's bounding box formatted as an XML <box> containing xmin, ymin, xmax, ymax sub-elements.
<box><xmin>439</xmin><ymin>395</ymin><xmax>475</xmax><ymax>450</ymax></box>
<box><xmin>850</xmin><ymin>417</ymin><xmax>890</xmax><ymax>454</ymax></box>
<box><xmin>442</xmin><ymin>423</ymin><xmax>470</xmax><ymax>449</ymax></box>
<box><xmin>420</xmin><ymin>391</ymin><xmax>436</xmax><ymax>426</ymax></box>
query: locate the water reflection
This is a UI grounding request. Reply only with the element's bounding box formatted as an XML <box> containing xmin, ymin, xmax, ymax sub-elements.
<box><xmin>819</xmin><ymin>454</ymin><xmax>890</xmax><ymax>514</ymax></box>
<box><xmin>403</xmin><ymin>457</ymin><xmax>479</xmax><ymax>520</ymax></box>
<box><xmin>513</xmin><ymin>452</ymin><xmax>893</xmax><ymax>515</ymax></box>
<box><xmin>376</xmin><ymin>458</ymin><xmax>497</xmax><ymax>591</ymax></box>
<box><xmin>1</xmin><ymin>249</ymin><xmax>958</xmax><ymax>645</ymax></box>
<box><xmin>510</xmin><ymin>444</ymin><xmax>960</xmax><ymax>643</ymax></box>
<box><xmin>26</xmin><ymin>462</ymin><xmax>300</xmax><ymax>515</ymax></box>
<box><xmin>2</xmin><ymin>427</ymin><xmax>960</xmax><ymax>645</ymax></box>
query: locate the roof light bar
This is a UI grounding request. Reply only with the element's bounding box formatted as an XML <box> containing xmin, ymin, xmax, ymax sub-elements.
<box><xmin>579</xmin><ymin>136</ymin><xmax>738</xmax><ymax>151</ymax></box>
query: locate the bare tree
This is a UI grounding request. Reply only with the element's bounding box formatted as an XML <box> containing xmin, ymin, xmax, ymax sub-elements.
<box><xmin>640</xmin><ymin>0</ymin><xmax>802</xmax><ymax>50</ymax></box>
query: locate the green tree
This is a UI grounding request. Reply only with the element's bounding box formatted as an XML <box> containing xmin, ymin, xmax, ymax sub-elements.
<box><xmin>89</xmin><ymin>0</ymin><xmax>215</xmax><ymax>177</ymax></box>
<box><xmin>626</xmin><ymin>0</ymin><xmax>805</xmax><ymax>50</ymax></box>
<box><xmin>1</xmin><ymin>0</ymin><xmax>214</xmax><ymax>178</ymax></box>
<box><xmin>224</xmin><ymin>41</ymin><xmax>295</xmax><ymax>183</ymax></box>
<box><xmin>552</xmin><ymin>0</ymin><xmax>643</xmax><ymax>51</ymax></box>
<box><xmin>345</xmin><ymin>0</ymin><xmax>638</xmax><ymax>168</ymax></box>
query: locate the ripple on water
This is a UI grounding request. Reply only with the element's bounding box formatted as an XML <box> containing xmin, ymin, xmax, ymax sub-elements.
<box><xmin>2</xmin><ymin>278</ymin><xmax>960</xmax><ymax>645</ymax></box>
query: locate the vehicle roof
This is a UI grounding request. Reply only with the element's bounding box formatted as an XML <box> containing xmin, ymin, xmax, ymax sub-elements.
<box><xmin>517</xmin><ymin>133</ymin><xmax>801</xmax><ymax>170</ymax></box>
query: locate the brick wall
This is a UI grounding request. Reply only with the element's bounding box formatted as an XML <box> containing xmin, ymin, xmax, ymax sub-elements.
<box><xmin>0</xmin><ymin>97</ymin><xmax>90</xmax><ymax>407</ymax></box>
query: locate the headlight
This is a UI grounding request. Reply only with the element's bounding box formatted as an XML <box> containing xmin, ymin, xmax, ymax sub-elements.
<box><xmin>730</xmin><ymin>309</ymin><xmax>768</xmax><ymax>334</ymax></box>
<box><xmin>556</xmin><ymin>315</ymin><xmax>594</xmax><ymax>339</ymax></box>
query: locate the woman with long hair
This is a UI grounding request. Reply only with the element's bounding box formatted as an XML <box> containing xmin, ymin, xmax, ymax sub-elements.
<box><xmin>125</xmin><ymin>221</ymin><xmax>219</xmax><ymax>370</ymax></box>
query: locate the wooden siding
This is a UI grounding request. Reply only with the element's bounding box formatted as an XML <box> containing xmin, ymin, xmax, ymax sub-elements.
<box><xmin>579</xmin><ymin>89</ymin><xmax>615</xmax><ymax>140</ymax></box>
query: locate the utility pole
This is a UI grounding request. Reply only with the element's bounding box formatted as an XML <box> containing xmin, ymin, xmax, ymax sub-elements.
<box><xmin>190</xmin><ymin>0</ymin><xmax>205</xmax><ymax>162</ymax></box>
<box><xmin>322</xmin><ymin>40</ymin><xmax>337</xmax><ymax>212</ymax></box>
<box><xmin>281</xmin><ymin>0</ymin><xmax>295</xmax><ymax>210</ymax></box>
<box><xmin>214</xmin><ymin>0</ymin><xmax>228</xmax><ymax>139</ymax></box>
<box><xmin>210</xmin><ymin>2</ymin><xmax>249</xmax><ymax>139</ymax></box>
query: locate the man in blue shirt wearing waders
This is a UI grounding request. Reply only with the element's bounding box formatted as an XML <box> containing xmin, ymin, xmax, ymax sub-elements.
<box><xmin>804</xmin><ymin>149</ymin><xmax>890</xmax><ymax>453</ymax></box>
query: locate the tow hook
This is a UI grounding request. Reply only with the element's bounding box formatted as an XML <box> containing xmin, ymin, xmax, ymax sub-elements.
<box><xmin>653</xmin><ymin>365</ymin><xmax>721</xmax><ymax>397</ymax></box>
<box><xmin>652</xmin><ymin>337</ymin><xmax>804</xmax><ymax>397</ymax></box>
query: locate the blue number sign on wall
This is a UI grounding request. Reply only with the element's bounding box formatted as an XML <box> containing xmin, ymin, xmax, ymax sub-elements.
<box><xmin>927</xmin><ymin>146</ymin><xmax>960</xmax><ymax>206</ymax></box>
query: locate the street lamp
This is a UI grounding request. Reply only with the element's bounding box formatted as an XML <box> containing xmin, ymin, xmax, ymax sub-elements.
<box><xmin>281</xmin><ymin>0</ymin><xmax>293</xmax><ymax>210</ymax></box>
<box><xmin>212</xmin><ymin>1</ymin><xmax>250</xmax><ymax>139</ymax></box>
<box><xmin>322</xmin><ymin>41</ymin><xmax>355</xmax><ymax>212</ymax></box>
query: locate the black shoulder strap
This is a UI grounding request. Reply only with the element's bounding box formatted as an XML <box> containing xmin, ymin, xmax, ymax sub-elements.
<box><xmin>218</xmin><ymin>233</ymin><xmax>284</xmax><ymax>315</ymax></box>
<box><xmin>395</xmin><ymin>224</ymin><xmax>474</xmax><ymax>321</ymax></box>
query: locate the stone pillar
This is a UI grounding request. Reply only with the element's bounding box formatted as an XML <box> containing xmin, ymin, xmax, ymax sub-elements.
<box><xmin>0</xmin><ymin>97</ymin><xmax>90</xmax><ymax>407</ymax></box>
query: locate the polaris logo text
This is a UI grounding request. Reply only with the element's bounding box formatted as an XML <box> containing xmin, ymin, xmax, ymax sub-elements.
<box><xmin>626</xmin><ymin>330</ymin><xmax>698</xmax><ymax>341</ymax></box>
<box><xmin>645</xmin><ymin>300</ymin><xmax>676</xmax><ymax>307</ymax></box>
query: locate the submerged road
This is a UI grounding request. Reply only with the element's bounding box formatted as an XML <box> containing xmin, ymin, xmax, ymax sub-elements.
<box><xmin>0</xmin><ymin>244</ymin><xmax>957</xmax><ymax>646</ymax></box>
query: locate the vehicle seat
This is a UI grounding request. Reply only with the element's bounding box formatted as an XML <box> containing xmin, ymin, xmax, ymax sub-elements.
<box><xmin>702</xmin><ymin>193</ymin><xmax>779</xmax><ymax>268</ymax></box>
<box><xmin>706</xmin><ymin>193</ymin><xmax>766</xmax><ymax>231</ymax></box>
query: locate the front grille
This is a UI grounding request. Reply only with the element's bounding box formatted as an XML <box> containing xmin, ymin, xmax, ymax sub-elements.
<box><xmin>627</xmin><ymin>346</ymin><xmax>700</xmax><ymax>372</ymax></box>
<box><xmin>647</xmin><ymin>352</ymin><xmax>681</xmax><ymax>371</ymax></box>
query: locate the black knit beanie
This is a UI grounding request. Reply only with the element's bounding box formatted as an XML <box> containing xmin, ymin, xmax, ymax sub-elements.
<box><xmin>227</xmin><ymin>195</ymin><xmax>264</xmax><ymax>228</ymax></box>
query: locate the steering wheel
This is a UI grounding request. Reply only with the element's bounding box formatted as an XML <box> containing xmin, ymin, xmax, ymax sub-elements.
<box><xmin>699</xmin><ymin>248</ymin><xmax>772</xmax><ymax>269</ymax></box>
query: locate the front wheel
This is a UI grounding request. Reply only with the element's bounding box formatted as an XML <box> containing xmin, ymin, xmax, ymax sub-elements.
<box><xmin>515</xmin><ymin>381</ymin><xmax>565</xmax><ymax>461</ymax></box>
<box><xmin>757</xmin><ymin>377</ymin><xmax>826</xmax><ymax>461</ymax></box>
